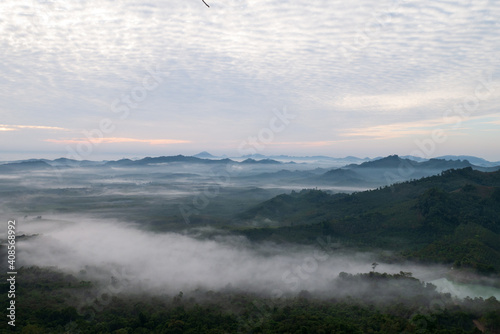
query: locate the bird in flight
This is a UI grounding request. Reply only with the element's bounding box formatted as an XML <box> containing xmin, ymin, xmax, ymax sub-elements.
<box><xmin>202</xmin><ymin>0</ymin><xmax>210</xmax><ymax>7</ymax></box>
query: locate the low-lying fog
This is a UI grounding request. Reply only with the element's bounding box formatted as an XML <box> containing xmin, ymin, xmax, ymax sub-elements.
<box><xmin>11</xmin><ymin>216</ymin><xmax>476</xmax><ymax>299</ymax></box>
<box><xmin>431</xmin><ymin>278</ymin><xmax>500</xmax><ymax>300</ymax></box>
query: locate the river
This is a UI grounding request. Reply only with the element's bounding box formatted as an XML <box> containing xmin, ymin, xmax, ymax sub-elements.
<box><xmin>430</xmin><ymin>278</ymin><xmax>500</xmax><ymax>300</ymax></box>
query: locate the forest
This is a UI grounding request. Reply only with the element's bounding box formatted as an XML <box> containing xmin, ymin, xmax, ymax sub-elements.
<box><xmin>1</xmin><ymin>160</ymin><xmax>500</xmax><ymax>333</ymax></box>
<box><xmin>1</xmin><ymin>266</ymin><xmax>499</xmax><ymax>333</ymax></box>
<box><xmin>235</xmin><ymin>168</ymin><xmax>500</xmax><ymax>276</ymax></box>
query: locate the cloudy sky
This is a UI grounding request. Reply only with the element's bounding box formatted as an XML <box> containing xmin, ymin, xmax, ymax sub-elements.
<box><xmin>1</xmin><ymin>0</ymin><xmax>499</xmax><ymax>161</ymax></box>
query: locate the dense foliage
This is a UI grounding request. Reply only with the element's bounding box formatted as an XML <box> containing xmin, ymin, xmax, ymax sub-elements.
<box><xmin>236</xmin><ymin>168</ymin><xmax>500</xmax><ymax>274</ymax></box>
<box><xmin>1</xmin><ymin>267</ymin><xmax>499</xmax><ymax>333</ymax></box>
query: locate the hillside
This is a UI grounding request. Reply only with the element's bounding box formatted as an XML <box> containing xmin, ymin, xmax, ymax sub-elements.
<box><xmin>238</xmin><ymin>155</ymin><xmax>500</xmax><ymax>188</ymax></box>
<box><xmin>237</xmin><ymin>168</ymin><xmax>500</xmax><ymax>274</ymax></box>
<box><xmin>315</xmin><ymin>155</ymin><xmax>499</xmax><ymax>187</ymax></box>
<box><xmin>0</xmin><ymin>160</ymin><xmax>52</xmax><ymax>171</ymax></box>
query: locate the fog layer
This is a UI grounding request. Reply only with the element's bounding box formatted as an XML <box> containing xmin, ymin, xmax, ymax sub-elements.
<box><xmin>16</xmin><ymin>216</ymin><xmax>447</xmax><ymax>297</ymax></box>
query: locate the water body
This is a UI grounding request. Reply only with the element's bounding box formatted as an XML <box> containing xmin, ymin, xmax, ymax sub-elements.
<box><xmin>430</xmin><ymin>278</ymin><xmax>500</xmax><ymax>300</ymax></box>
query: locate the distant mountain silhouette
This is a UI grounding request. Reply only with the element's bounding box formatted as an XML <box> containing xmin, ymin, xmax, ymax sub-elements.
<box><xmin>1</xmin><ymin>154</ymin><xmax>498</xmax><ymax>174</ymax></box>
<box><xmin>436</xmin><ymin>155</ymin><xmax>500</xmax><ymax>167</ymax></box>
<box><xmin>238</xmin><ymin>167</ymin><xmax>500</xmax><ymax>274</ymax></box>
<box><xmin>241</xmin><ymin>158</ymin><xmax>281</xmax><ymax>164</ymax></box>
<box><xmin>193</xmin><ymin>151</ymin><xmax>217</xmax><ymax>159</ymax></box>
<box><xmin>319</xmin><ymin>168</ymin><xmax>364</xmax><ymax>185</ymax></box>
<box><xmin>421</xmin><ymin>158</ymin><xmax>473</xmax><ymax>169</ymax></box>
<box><xmin>240</xmin><ymin>154</ymin><xmax>268</xmax><ymax>159</ymax></box>
<box><xmin>0</xmin><ymin>155</ymin><xmax>286</xmax><ymax>169</ymax></box>
<box><xmin>105</xmin><ymin>155</ymin><xmax>236</xmax><ymax>167</ymax></box>
<box><xmin>314</xmin><ymin>155</ymin><xmax>498</xmax><ymax>187</ymax></box>
<box><xmin>51</xmin><ymin>158</ymin><xmax>102</xmax><ymax>167</ymax></box>
<box><xmin>350</xmin><ymin>155</ymin><xmax>475</xmax><ymax>170</ymax></box>
<box><xmin>0</xmin><ymin>160</ymin><xmax>52</xmax><ymax>171</ymax></box>
<box><xmin>101</xmin><ymin>155</ymin><xmax>290</xmax><ymax>167</ymax></box>
<box><xmin>350</xmin><ymin>154</ymin><xmax>404</xmax><ymax>168</ymax></box>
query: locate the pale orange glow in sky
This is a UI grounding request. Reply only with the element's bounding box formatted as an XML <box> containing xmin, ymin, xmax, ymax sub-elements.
<box><xmin>1</xmin><ymin>0</ymin><xmax>499</xmax><ymax>160</ymax></box>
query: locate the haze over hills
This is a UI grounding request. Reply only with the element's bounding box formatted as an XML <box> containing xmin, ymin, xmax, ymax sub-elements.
<box><xmin>4</xmin><ymin>0</ymin><xmax>500</xmax><ymax>330</ymax></box>
<box><xmin>1</xmin><ymin>152</ymin><xmax>500</xmax><ymax>332</ymax></box>
<box><xmin>2</xmin><ymin>152</ymin><xmax>499</xmax><ymax>168</ymax></box>
<box><xmin>2</xmin><ymin>154</ymin><xmax>499</xmax><ymax>191</ymax></box>
<box><xmin>3</xmin><ymin>155</ymin><xmax>499</xmax><ymax>277</ymax></box>
<box><xmin>1</xmin><ymin>153</ymin><xmax>500</xmax><ymax>266</ymax></box>
<box><xmin>435</xmin><ymin>155</ymin><xmax>500</xmax><ymax>167</ymax></box>
<box><xmin>192</xmin><ymin>151</ymin><xmax>218</xmax><ymax>159</ymax></box>
<box><xmin>195</xmin><ymin>152</ymin><xmax>500</xmax><ymax>167</ymax></box>
<box><xmin>0</xmin><ymin>155</ymin><xmax>283</xmax><ymax>169</ymax></box>
<box><xmin>239</xmin><ymin>155</ymin><xmax>500</xmax><ymax>188</ymax></box>
<box><xmin>237</xmin><ymin>167</ymin><xmax>500</xmax><ymax>275</ymax></box>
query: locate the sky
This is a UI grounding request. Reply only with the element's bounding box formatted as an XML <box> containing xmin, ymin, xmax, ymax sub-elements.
<box><xmin>1</xmin><ymin>0</ymin><xmax>500</xmax><ymax>161</ymax></box>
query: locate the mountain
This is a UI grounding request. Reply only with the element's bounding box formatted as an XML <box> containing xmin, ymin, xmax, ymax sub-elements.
<box><xmin>0</xmin><ymin>158</ymin><xmax>103</xmax><ymax>168</ymax></box>
<box><xmin>104</xmin><ymin>158</ymin><xmax>136</xmax><ymax>167</ymax></box>
<box><xmin>103</xmin><ymin>155</ymin><xmax>284</xmax><ymax>167</ymax></box>
<box><xmin>193</xmin><ymin>151</ymin><xmax>217</xmax><ymax>159</ymax></box>
<box><xmin>240</xmin><ymin>158</ymin><xmax>281</xmax><ymax>164</ymax></box>
<box><xmin>315</xmin><ymin>155</ymin><xmax>499</xmax><ymax>187</ymax></box>
<box><xmin>235</xmin><ymin>154</ymin><xmax>370</xmax><ymax>166</ymax></box>
<box><xmin>238</xmin><ymin>169</ymin><xmax>320</xmax><ymax>183</ymax></box>
<box><xmin>319</xmin><ymin>168</ymin><xmax>365</xmax><ymax>185</ymax></box>
<box><xmin>348</xmin><ymin>154</ymin><xmax>404</xmax><ymax>168</ymax></box>
<box><xmin>240</xmin><ymin>154</ymin><xmax>268</xmax><ymax>159</ymax></box>
<box><xmin>400</xmin><ymin>155</ymin><xmax>428</xmax><ymax>162</ymax></box>
<box><xmin>348</xmin><ymin>155</ymin><xmax>473</xmax><ymax>170</ymax></box>
<box><xmin>421</xmin><ymin>158</ymin><xmax>473</xmax><ymax>169</ymax></box>
<box><xmin>186</xmin><ymin>154</ymin><xmax>499</xmax><ymax>188</ymax></box>
<box><xmin>237</xmin><ymin>167</ymin><xmax>500</xmax><ymax>274</ymax></box>
<box><xmin>436</xmin><ymin>155</ymin><xmax>500</xmax><ymax>167</ymax></box>
<box><xmin>104</xmin><ymin>155</ymin><xmax>236</xmax><ymax>167</ymax></box>
<box><xmin>0</xmin><ymin>155</ymin><xmax>284</xmax><ymax>169</ymax></box>
<box><xmin>0</xmin><ymin>160</ymin><xmax>52</xmax><ymax>171</ymax></box>
<box><xmin>393</xmin><ymin>155</ymin><xmax>500</xmax><ymax>167</ymax></box>
<box><xmin>51</xmin><ymin>158</ymin><xmax>103</xmax><ymax>167</ymax></box>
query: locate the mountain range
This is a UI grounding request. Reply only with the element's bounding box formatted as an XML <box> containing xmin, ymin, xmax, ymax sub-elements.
<box><xmin>2</xmin><ymin>153</ymin><xmax>500</xmax><ymax>168</ymax></box>
<box><xmin>2</xmin><ymin>155</ymin><xmax>499</xmax><ymax>190</ymax></box>
<box><xmin>236</xmin><ymin>167</ymin><xmax>500</xmax><ymax>274</ymax></box>
<box><xmin>240</xmin><ymin>155</ymin><xmax>500</xmax><ymax>187</ymax></box>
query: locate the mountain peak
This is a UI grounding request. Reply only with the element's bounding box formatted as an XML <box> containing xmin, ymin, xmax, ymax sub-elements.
<box><xmin>193</xmin><ymin>151</ymin><xmax>216</xmax><ymax>158</ymax></box>
<box><xmin>355</xmin><ymin>155</ymin><xmax>403</xmax><ymax>168</ymax></box>
<box><xmin>241</xmin><ymin>158</ymin><xmax>281</xmax><ymax>164</ymax></box>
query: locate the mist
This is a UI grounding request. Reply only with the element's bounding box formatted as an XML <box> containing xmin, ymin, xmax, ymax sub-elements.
<box><xmin>15</xmin><ymin>216</ymin><xmax>448</xmax><ymax>299</ymax></box>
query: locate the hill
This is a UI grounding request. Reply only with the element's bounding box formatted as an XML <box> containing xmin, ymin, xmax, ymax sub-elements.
<box><xmin>237</xmin><ymin>168</ymin><xmax>500</xmax><ymax>274</ymax></box>
<box><xmin>240</xmin><ymin>158</ymin><xmax>281</xmax><ymax>164</ymax></box>
<box><xmin>436</xmin><ymin>155</ymin><xmax>500</xmax><ymax>167</ymax></box>
<box><xmin>0</xmin><ymin>160</ymin><xmax>52</xmax><ymax>171</ymax></box>
<box><xmin>193</xmin><ymin>151</ymin><xmax>217</xmax><ymax>158</ymax></box>
<box><xmin>315</xmin><ymin>155</ymin><xmax>499</xmax><ymax>187</ymax></box>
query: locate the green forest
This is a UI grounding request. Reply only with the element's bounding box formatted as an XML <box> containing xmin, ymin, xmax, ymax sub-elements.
<box><xmin>1</xmin><ymin>267</ymin><xmax>499</xmax><ymax>333</ymax></box>
<box><xmin>235</xmin><ymin>168</ymin><xmax>500</xmax><ymax>275</ymax></box>
<box><xmin>2</xmin><ymin>167</ymin><xmax>500</xmax><ymax>333</ymax></box>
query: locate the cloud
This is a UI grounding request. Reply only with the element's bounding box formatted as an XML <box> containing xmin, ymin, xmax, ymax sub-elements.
<box><xmin>479</xmin><ymin>116</ymin><xmax>500</xmax><ymax>126</ymax></box>
<box><xmin>341</xmin><ymin>113</ymin><xmax>500</xmax><ymax>140</ymax></box>
<box><xmin>335</xmin><ymin>90</ymin><xmax>463</xmax><ymax>112</ymax></box>
<box><xmin>0</xmin><ymin>124</ymin><xmax>68</xmax><ymax>131</ymax></box>
<box><xmin>270</xmin><ymin>140</ymin><xmax>349</xmax><ymax>148</ymax></box>
<box><xmin>45</xmin><ymin>137</ymin><xmax>191</xmax><ymax>145</ymax></box>
<box><xmin>16</xmin><ymin>216</ymin><xmax>447</xmax><ymax>296</ymax></box>
<box><xmin>1</xmin><ymin>0</ymin><xmax>499</xmax><ymax>158</ymax></box>
<box><xmin>342</xmin><ymin>120</ymin><xmax>449</xmax><ymax>140</ymax></box>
